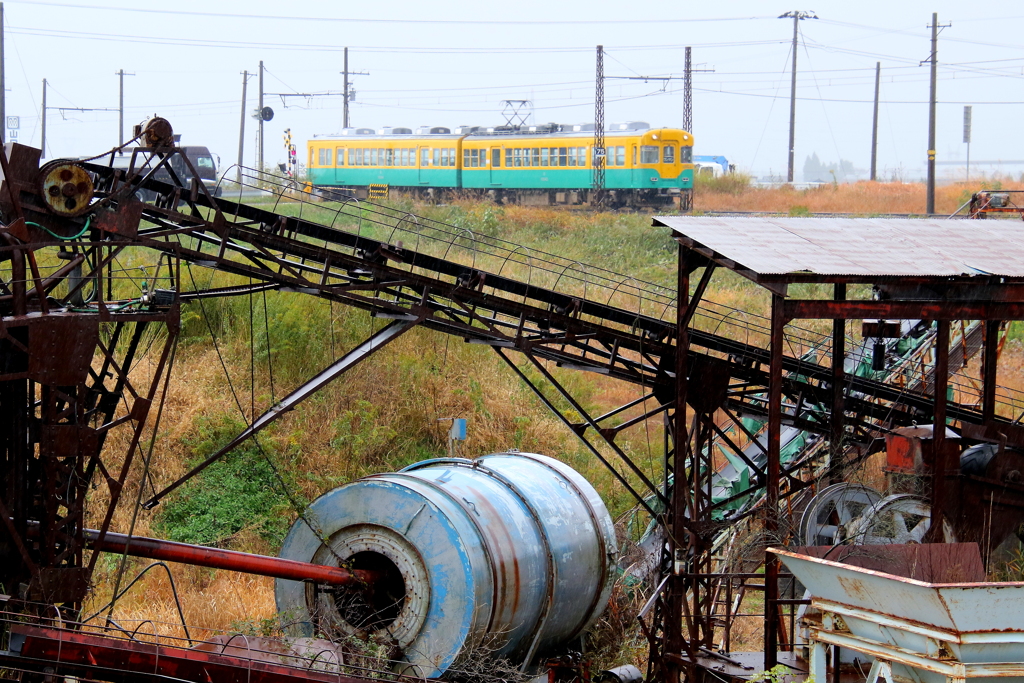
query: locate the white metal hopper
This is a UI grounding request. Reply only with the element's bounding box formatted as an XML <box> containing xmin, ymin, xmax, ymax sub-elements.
<box><xmin>774</xmin><ymin>546</ymin><xmax>1024</xmax><ymax>683</ymax></box>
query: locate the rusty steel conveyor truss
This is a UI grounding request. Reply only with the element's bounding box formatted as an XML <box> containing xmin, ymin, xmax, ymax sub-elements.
<box><xmin>1</xmin><ymin>132</ymin><xmax>1022</xmax><ymax>683</ymax></box>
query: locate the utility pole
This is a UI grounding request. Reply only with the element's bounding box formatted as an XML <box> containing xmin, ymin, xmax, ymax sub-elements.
<box><xmin>926</xmin><ymin>13</ymin><xmax>942</xmax><ymax>215</ymax></box>
<box><xmin>683</xmin><ymin>46</ymin><xmax>692</xmax><ymax>133</ymax></box>
<box><xmin>238</xmin><ymin>70</ymin><xmax>249</xmax><ymax>184</ymax></box>
<box><xmin>116</xmin><ymin>69</ymin><xmax>135</xmax><ymax>148</ymax></box>
<box><xmin>0</xmin><ymin>2</ymin><xmax>6</xmax><ymax>146</ymax></box>
<box><xmin>258</xmin><ymin>60</ymin><xmax>264</xmax><ymax>175</ymax></box>
<box><xmin>340</xmin><ymin>48</ymin><xmax>368</xmax><ymax>129</ymax></box>
<box><xmin>40</xmin><ymin>78</ymin><xmax>45</xmax><ymax>159</ymax></box>
<box><xmin>963</xmin><ymin>105</ymin><xmax>972</xmax><ymax>184</ymax></box>
<box><xmin>779</xmin><ymin>11</ymin><xmax>817</xmax><ymax>183</ymax></box>
<box><xmin>593</xmin><ymin>44</ymin><xmax>605</xmax><ymax>203</ymax></box>
<box><xmin>870</xmin><ymin>62</ymin><xmax>880</xmax><ymax>180</ymax></box>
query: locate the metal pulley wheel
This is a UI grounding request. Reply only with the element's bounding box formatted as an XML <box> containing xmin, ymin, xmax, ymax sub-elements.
<box><xmin>846</xmin><ymin>494</ymin><xmax>957</xmax><ymax>544</ymax></box>
<box><xmin>138</xmin><ymin>116</ymin><xmax>174</xmax><ymax>148</ymax></box>
<box><xmin>798</xmin><ymin>483</ymin><xmax>882</xmax><ymax>546</ymax></box>
<box><xmin>38</xmin><ymin>160</ymin><xmax>94</xmax><ymax>217</ymax></box>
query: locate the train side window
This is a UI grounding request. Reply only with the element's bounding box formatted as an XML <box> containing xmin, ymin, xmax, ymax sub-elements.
<box><xmin>493</xmin><ymin>148</ymin><xmax>502</xmax><ymax>167</ymax></box>
<box><xmin>568</xmin><ymin>148</ymin><xmax>576</xmax><ymax>167</ymax></box>
<box><xmin>335</xmin><ymin>148</ymin><xmax>344</xmax><ymax>166</ymax></box>
<box><xmin>309</xmin><ymin>148</ymin><xmax>314</xmax><ymax>166</ymax></box>
<box><xmin>663</xmin><ymin>145</ymin><xmax>676</xmax><ymax>164</ymax></box>
<box><xmin>632</xmin><ymin>146</ymin><xmax>637</xmax><ymax>165</ymax></box>
<box><xmin>385</xmin><ymin>148</ymin><xmax>394</xmax><ymax>166</ymax></box>
<box><xmin>463</xmin><ymin>149</ymin><xmax>470</xmax><ymax>167</ymax></box>
<box><xmin>615</xmin><ymin>146</ymin><xmax>625</xmax><ymax>166</ymax></box>
<box><xmin>681</xmin><ymin>146</ymin><xmax>693</xmax><ymax>163</ymax></box>
<box><xmin>432</xmin><ymin>149</ymin><xmax>440</xmax><ymax>167</ymax></box>
<box><xmin>450</xmin><ymin>148</ymin><xmax>456</xmax><ymax>166</ymax></box>
<box><xmin>533</xmin><ymin>148</ymin><xmax>541</xmax><ymax>166</ymax></box>
<box><xmin>318</xmin><ymin>148</ymin><xmax>332</xmax><ymax>166</ymax></box>
<box><xmin>640</xmin><ymin>145</ymin><xmax>659</xmax><ymax>164</ymax></box>
<box><xmin>540</xmin><ymin>148</ymin><xmax>549</xmax><ymax>166</ymax></box>
<box><xmin>410</xmin><ymin>148</ymin><xmax>416</xmax><ymax>166</ymax></box>
<box><xmin>580</xmin><ymin>147</ymin><xmax>588</xmax><ymax>167</ymax></box>
<box><xmin>558</xmin><ymin>147</ymin><xmax>567</xmax><ymax>166</ymax></box>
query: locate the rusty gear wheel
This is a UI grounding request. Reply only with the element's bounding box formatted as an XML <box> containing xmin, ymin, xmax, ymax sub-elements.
<box><xmin>38</xmin><ymin>160</ymin><xmax>94</xmax><ymax>217</ymax></box>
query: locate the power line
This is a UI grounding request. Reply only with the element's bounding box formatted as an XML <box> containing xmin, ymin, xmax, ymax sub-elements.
<box><xmin>8</xmin><ymin>3</ymin><xmax>774</xmax><ymax>25</ymax></box>
<box><xmin>6</xmin><ymin>25</ymin><xmax>784</xmax><ymax>54</ymax></box>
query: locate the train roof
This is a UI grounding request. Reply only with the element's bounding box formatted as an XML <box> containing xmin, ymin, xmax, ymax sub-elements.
<box><xmin>312</xmin><ymin>122</ymin><xmax>690</xmax><ymax>142</ymax></box>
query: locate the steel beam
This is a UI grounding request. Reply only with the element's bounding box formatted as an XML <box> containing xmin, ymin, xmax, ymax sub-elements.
<box><xmin>783</xmin><ymin>299</ymin><xmax>1024</xmax><ymax>321</ymax></box>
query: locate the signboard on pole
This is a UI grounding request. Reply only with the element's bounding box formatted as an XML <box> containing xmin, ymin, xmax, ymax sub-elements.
<box><xmin>963</xmin><ymin>106</ymin><xmax>972</xmax><ymax>144</ymax></box>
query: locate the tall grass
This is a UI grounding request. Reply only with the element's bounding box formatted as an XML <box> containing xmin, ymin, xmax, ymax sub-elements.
<box><xmin>695</xmin><ymin>178</ymin><xmax>1024</xmax><ymax>215</ymax></box>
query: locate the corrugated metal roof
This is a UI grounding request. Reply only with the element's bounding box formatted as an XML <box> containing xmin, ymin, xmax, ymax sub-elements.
<box><xmin>654</xmin><ymin>216</ymin><xmax>1024</xmax><ymax>278</ymax></box>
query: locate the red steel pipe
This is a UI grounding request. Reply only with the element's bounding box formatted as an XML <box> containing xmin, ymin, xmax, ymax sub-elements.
<box><xmin>81</xmin><ymin>527</ymin><xmax>376</xmax><ymax>587</ymax></box>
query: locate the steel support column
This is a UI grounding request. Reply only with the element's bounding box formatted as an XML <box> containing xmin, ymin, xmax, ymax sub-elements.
<box><xmin>665</xmin><ymin>242</ymin><xmax>691</xmax><ymax>683</ymax></box>
<box><xmin>765</xmin><ymin>293</ymin><xmax>786</xmax><ymax>670</ymax></box>
<box><xmin>829</xmin><ymin>283</ymin><xmax>846</xmax><ymax>482</ymax></box>
<box><xmin>927</xmin><ymin>319</ymin><xmax>950</xmax><ymax>543</ymax></box>
<box><xmin>982</xmin><ymin>320</ymin><xmax>1001</xmax><ymax>424</ymax></box>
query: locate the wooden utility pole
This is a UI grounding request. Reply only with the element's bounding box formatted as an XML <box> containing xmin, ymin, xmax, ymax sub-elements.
<box><xmin>340</xmin><ymin>48</ymin><xmax>369</xmax><ymax>129</ymax></box>
<box><xmin>926</xmin><ymin>13</ymin><xmax>939</xmax><ymax>214</ymax></box>
<box><xmin>871</xmin><ymin>62</ymin><xmax>880</xmax><ymax>180</ymax></box>
<box><xmin>258</xmin><ymin>60</ymin><xmax>264</xmax><ymax>174</ymax></box>
<box><xmin>116</xmin><ymin>69</ymin><xmax>135</xmax><ymax>148</ymax></box>
<box><xmin>40</xmin><ymin>78</ymin><xmax>45</xmax><ymax>159</ymax></box>
<box><xmin>237</xmin><ymin>70</ymin><xmax>249</xmax><ymax>183</ymax></box>
<box><xmin>780</xmin><ymin>11</ymin><xmax>817</xmax><ymax>183</ymax></box>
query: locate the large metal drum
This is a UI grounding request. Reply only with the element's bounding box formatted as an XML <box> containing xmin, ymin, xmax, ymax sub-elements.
<box><xmin>276</xmin><ymin>451</ymin><xmax>617</xmax><ymax>677</ymax></box>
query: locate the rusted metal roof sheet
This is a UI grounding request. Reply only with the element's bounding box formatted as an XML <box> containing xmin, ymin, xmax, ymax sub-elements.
<box><xmin>654</xmin><ymin>216</ymin><xmax>1024</xmax><ymax>278</ymax></box>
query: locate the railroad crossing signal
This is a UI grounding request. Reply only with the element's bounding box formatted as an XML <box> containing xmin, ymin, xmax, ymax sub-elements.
<box><xmin>283</xmin><ymin>128</ymin><xmax>296</xmax><ymax>178</ymax></box>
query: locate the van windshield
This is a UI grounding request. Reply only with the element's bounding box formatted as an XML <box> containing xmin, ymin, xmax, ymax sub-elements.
<box><xmin>195</xmin><ymin>156</ymin><xmax>215</xmax><ymax>170</ymax></box>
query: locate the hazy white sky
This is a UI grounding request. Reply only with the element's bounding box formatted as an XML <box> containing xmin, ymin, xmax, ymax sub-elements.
<box><xmin>6</xmin><ymin>0</ymin><xmax>1024</xmax><ymax>180</ymax></box>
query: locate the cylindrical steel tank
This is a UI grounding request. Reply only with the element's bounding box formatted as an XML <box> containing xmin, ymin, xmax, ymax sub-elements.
<box><xmin>276</xmin><ymin>451</ymin><xmax>617</xmax><ymax>677</ymax></box>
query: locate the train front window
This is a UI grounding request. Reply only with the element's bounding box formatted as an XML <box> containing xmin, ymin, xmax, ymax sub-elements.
<box><xmin>681</xmin><ymin>146</ymin><xmax>693</xmax><ymax>163</ymax></box>
<box><xmin>663</xmin><ymin>146</ymin><xmax>676</xmax><ymax>164</ymax></box>
<box><xmin>640</xmin><ymin>146</ymin><xmax>659</xmax><ymax>164</ymax></box>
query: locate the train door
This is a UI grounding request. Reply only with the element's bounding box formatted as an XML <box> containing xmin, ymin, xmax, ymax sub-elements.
<box><xmin>489</xmin><ymin>147</ymin><xmax>501</xmax><ymax>185</ymax></box>
<box><xmin>418</xmin><ymin>147</ymin><xmax>430</xmax><ymax>185</ymax></box>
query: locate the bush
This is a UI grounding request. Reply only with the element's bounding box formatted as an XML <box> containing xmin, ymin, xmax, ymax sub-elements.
<box><xmin>155</xmin><ymin>414</ymin><xmax>294</xmax><ymax>549</ymax></box>
<box><xmin>694</xmin><ymin>171</ymin><xmax>752</xmax><ymax>195</ymax></box>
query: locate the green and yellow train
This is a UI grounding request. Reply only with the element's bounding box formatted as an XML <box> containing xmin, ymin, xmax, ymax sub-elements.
<box><xmin>306</xmin><ymin>122</ymin><xmax>693</xmax><ymax>208</ymax></box>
